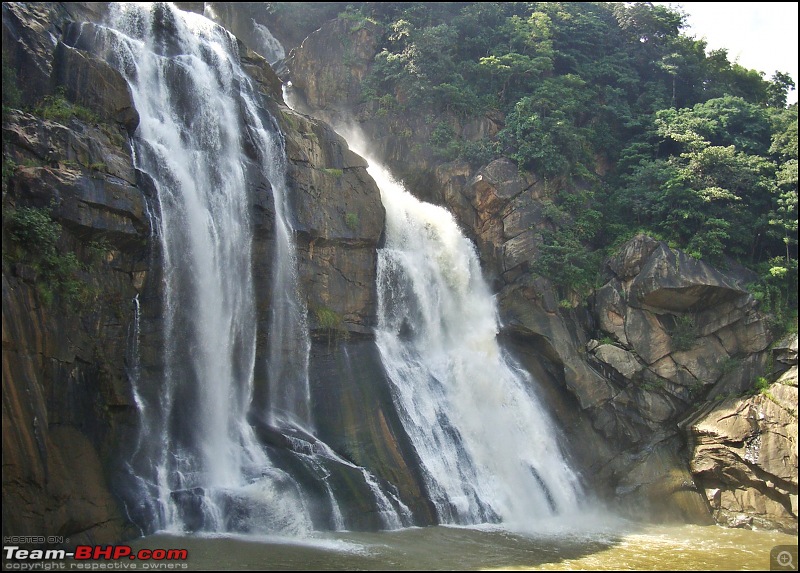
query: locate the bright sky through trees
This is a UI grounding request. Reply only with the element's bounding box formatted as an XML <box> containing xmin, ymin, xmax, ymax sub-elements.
<box><xmin>662</xmin><ymin>2</ymin><xmax>799</xmax><ymax>104</ymax></box>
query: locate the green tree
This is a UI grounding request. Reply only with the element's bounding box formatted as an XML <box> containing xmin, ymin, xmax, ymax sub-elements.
<box><xmin>768</xmin><ymin>106</ymin><xmax>799</xmax><ymax>269</ymax></box>
<box><xmin>766</xmin><ymin>71</ymin><xmax>796</xmax><ymax>108</ymax></box>
<box><xmin>500</xmin><ymin>75</ymin><xmax>591</xmax><ymax>177</ymax></box>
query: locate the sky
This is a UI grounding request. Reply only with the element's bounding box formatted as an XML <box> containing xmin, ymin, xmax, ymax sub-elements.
<box><xmin>658</xmin><ymin>2</ymin><xmax>799</xmax><ymax>104</ymax></box>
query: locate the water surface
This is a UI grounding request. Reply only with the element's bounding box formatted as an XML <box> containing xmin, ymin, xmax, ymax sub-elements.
<box><xmin>130</xmin><ymin>522</ymin><xmax>796</xmax><ymax>570</ymax></box>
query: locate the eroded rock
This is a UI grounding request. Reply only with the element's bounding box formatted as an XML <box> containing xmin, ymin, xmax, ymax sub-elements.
<box><xmin>687</xmin><ymin>380</ymin><xmax>798</xmax><ymax>533</ymax></box>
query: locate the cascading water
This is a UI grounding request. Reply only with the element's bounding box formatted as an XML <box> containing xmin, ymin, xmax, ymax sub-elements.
<box><xmin>250</xmin><ymin>19</ymin><xmax>286</xmax><ymax>65</ymax></box>
<box><xmin>258</xmin><ymin>118</ymin><xmax>313</xmax><ymax>431</ymax></box>
<box><xmin>343</xmin><ymin>135</ymin><xmax>585</xmax><ymax>531</ymax></box>
<box><xmin>96</xmin><ymin>3</ymin><xmax>313</xmax><ymax>533</ymax></box>
<box><xmin>86</xmin><ymin>3</ymin><xmax>406</xmax><ymax>535</ymax></box>
<box><xmin>202</xmin><ymin>4</ymin><xmax>286</xmax><ymax>66</ymax></box>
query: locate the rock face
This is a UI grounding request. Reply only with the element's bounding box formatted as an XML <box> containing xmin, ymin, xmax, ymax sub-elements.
<box><xmin>2</xmin><ymin>2</ymin><xmax>149</xmax><ymax>542</ymax></box>
<box><xmin>279</xmin><ymin>109</ymin><xmax>384</xmax><ymax>334</ymax></box>
<box><xmin>686</xmin><ymin>336</ymin><xmax>798</xmax><ymax>533</ymax></box>
<box><xmin>2</xmin><ymin>1</ymin><xmax>156</xmax><ymax>545</ymax></box>
<box><xmin>4</xmin><ymin>2</ymin><xmax>795</xmax><ymax>543</ymax></box>
<box><xmin>53</xmin><ymin>33</ymin><xmax>139</xmax><ymax>132</ymax></box>
<box><xmin>286</xmin><ymin>16</ymin><xmax>503</xmax><ymax>201</ymax></box>
<box><xmin>288</xmin><ymin>17</ymin><xmax>380</xmax><ymax>120</ymax></box>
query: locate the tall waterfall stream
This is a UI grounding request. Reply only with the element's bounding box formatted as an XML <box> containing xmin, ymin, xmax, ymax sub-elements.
<box><xmin>356</xmin><ymin>136</ymin><xmax>584</xmax><ymax>529</ymax></box>
<box><xmin>97</xmin><ymin>3</ymin><xmax>404</xmax><ymax>535</ymax></box>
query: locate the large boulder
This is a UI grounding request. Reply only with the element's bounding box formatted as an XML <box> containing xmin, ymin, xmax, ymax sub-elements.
<box><xmin>686</xmin><ymin>359</ymin><xmax>798</xmax><ymax>533</ymax></box>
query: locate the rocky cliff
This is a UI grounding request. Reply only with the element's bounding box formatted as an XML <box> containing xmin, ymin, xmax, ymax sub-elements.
<box><xmin>2</xmin><ymin>3</ymin><xmax>796</xmax><ymax>543</ymax></box>
<box><xmin>686</xmin><ymin>336</ymin><xmax>797</xmax><ymax>533</ymax></box>
<box><xmin>3</xmin><ymin>1</ymin><xmax>148</xmax><ymax>544</ymax></box>
<box><xmin>285</xmin><ymin>14</ymin><xmax>797</xmax><ymax>533</ymax></box>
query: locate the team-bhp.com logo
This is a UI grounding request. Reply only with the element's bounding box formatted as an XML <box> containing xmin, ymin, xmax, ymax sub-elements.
<box><xmin>4</xmin><ymin>544</ymin><xmax>189</xmax><ymax>570</ymax></box>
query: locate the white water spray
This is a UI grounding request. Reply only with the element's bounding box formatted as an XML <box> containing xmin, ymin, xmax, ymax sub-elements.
<box><xmin>99</xmin><ymin>3</ymin><xmax>311</xmax><ymax>533</ymax></box>
<box><xmin>252</xmin><ymin>19</ymin><xmax>286</xmax><ymax>64</ymax></box>
<box><xmin>342</xmin><ymin>130</ymin><xmax>585</xmax><ymax>530</ymax></box>
<box><xmin>255</xmin><ymin>113</ymin><xmax>314</xmax><ymax>431</ymax></box>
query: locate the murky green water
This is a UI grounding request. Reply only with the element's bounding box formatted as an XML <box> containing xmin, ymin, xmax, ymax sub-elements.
<box><xmin>129</xmin><ymin>520</ymin><xmax>797</xmax><ymax>571</ymax></box>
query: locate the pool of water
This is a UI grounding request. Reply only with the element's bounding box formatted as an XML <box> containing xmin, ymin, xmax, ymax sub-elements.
<box><xmin>128</xmin><ymin>520</ymin><xmax>797</xmax><ymax>571</ymax></box>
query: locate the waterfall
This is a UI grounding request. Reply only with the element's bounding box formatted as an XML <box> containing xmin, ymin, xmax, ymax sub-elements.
<box><xmin>88</xmin><ymin>0</ymin><xmax>586</xmax><ymax>534</ymax></box>
<box><xmin>257</xmin><ymin>113</ymin><xmax>314</xmax><ymax>432</ymax></box>
<box><xmin>251</xmin><ymin>20</ymin><xmax>286</xmax><ymax>65</ymax></box>
<box><xmin>341</xmin><ymin>134</ymin><xmax>585</xmax><ymax>530</ymax></box>
<box><xmin>85</xmin><ymin>3</ymin><xmax>410</xmax><ymax>535</ymax></box>
<box><xmin>98</xmin><ymin>3</ymin><xmax>311</xmax><ymax>533</ymax></box>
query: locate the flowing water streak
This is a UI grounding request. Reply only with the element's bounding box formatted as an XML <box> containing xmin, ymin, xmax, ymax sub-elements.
<box><xmin>359</xmin><ymin>470</ymin><xmax>404</xmax><ymax>530</ymax></box>
<box><xmin>295</xmin><ymin>454</ymin><xmax>346</xmax><ymax>531</ymax></box>
<box><xmin>202</xmin><ymin>4</ymin><xmax>286</xmax><ymax>65</ymax></box>
<box><xmin>283</xmin><ymin>429</ymin><xmax>410</xmax><ymax>530</ymax></box>
<box><xmin>126</xmin><ymin>293</ymin><xmax>146</xmax><ymax>456</ymax></box>
<box><xmin>251</xmin><ymin>19</ymin><xmax>286</xmax><ymax>64</ymax></box>
<box><xmin>105</xmin><ymin>3</ymin><xmax>310</xmax><ymax>532</ymax></box>
<box><xmin>344</xmin><ymin>137</ymin><xmax>585</xmax><ymax>529</ymax></box>
<box><xmin>236</xmin><ymin>97</ymin><xmax>314</xmax><ymax>432</ymax></box>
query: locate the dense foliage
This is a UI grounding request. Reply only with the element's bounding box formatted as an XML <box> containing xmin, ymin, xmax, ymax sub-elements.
<box><xmin>271</xmin><ymin>1</ymin><xmax>797</xmax><ymax>330</ymax></box>
<box><xmin>2</xmin><ymin>204</ymin><xmax>90</xmax><ymax>307</ymax></box>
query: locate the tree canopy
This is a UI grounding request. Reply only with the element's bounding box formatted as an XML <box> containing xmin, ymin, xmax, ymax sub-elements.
<box><xmin>275</xmin><ymin>1</ymin><xmax>798</xmax><ymax>331</ymax></box>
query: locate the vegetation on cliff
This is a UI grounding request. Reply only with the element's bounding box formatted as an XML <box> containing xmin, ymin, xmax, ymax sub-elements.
<box><xmin>2</xmin><ymin>0</ymin><xmax>796</xmax><ymax>540</ymax></box>
<box><xmin>276</xmin><ymin>1</ymin><xmax>798</xmax><ymax>332</ymax></box>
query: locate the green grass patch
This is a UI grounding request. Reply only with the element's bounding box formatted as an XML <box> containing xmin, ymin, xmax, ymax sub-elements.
<box><xmin>3</xmin><ymin>204</ymin><xmax>94</xmax><ymax>309</ymax></box>
<box><xmin>35</xmin><ymin>88</ymin><xmax>100</xmax><ymax>124</ymax></box>
<box><xmin>345</xmin><ymin>212</ymin><xmax>359</xmax><ymax>231</ymax></box>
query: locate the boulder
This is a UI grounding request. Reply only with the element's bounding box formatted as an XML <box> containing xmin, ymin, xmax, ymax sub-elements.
<box><xmin>594</xmin><ymin>281</ymin><xmax>629</xmax><ymax>345</ymax></box>
<box><xmin>626</xmin><ymin>242</ymin><xmax>750</xmax><ymax>312</ymax></box>
<box><xmin>593</xmin><ymin>344</ymin><xmax>644</xmax><ymax>380</ymax></box>
<box><xmin>624</xmin><ymin>307</ymin><xmax>673</xmax><ymax>364</ymax></box>
<box><xmin>597</xmin><ymin>234</ymin><xmax>773</xmax><ymax>403</ymax></box>
<box><xmin>465</xmin><ymin>158</ymin><xmax>534</xmax><ymax>214</ymax></box>
<box><xmin>687</xmin><ymin>380</ymin><xmax>798</xmax><ymax>533</ymax></box>
<box><xmin>772</xmin><ymin>334</ymin><xmax>798</xmax><ymax>369</ymax></box>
